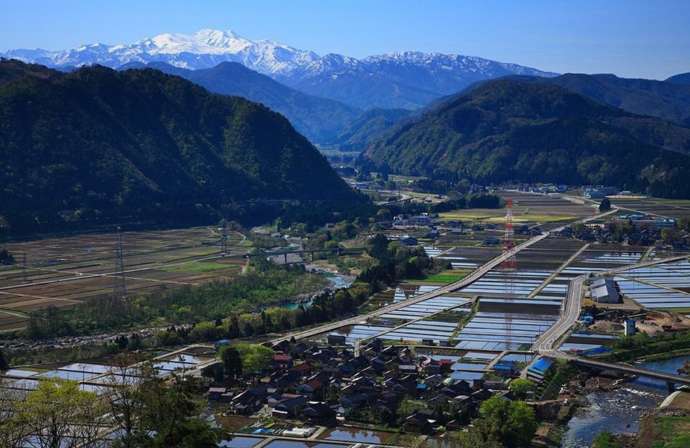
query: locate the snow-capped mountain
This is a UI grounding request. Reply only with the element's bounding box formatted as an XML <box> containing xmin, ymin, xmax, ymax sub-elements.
<box><xmin>283</xmin><ymin>51</ymin><xmax>559</xmax><ymax>108</ymax></box>
<box><xmin>1</xmin><ymin>29</ymin><xmax>319</xmax><ymax>75</ymax></box>
<box><xmin>2</xmin><ymin>29</ymin><xmax>557</xmax><ymax>109</ymax></box>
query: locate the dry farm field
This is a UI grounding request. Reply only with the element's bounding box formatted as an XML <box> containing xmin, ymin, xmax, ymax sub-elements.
<box><xmin>0</xmin><ymin>226</ymin><xmax>249</xmax><ymax>331</ymax></box>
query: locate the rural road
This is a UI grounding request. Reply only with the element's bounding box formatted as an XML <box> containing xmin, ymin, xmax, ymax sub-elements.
<box><xmin>533</xmin><ymin>252</ymin><xmax>690</xmax><ymax>353</ymax></box>
<box><xmin>532</xmin><ymin>275</ymin><xmax>585</xmax><ymax>352</ymax></box>
<box><xmin>272</xmin><ymin>207</ymin><xmax>618</xmax><ymax>344</ymax></box>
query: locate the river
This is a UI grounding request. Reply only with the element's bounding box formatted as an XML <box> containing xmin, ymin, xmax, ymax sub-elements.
<box><xmin>562</xmin><ymin>355</ymin><xmax>690</xmax><ymax>447</ymax></box>
<box><xmin>277</xmin><ymin>269</ymin><xmax>354</xmax><ymax>311</ymax></box>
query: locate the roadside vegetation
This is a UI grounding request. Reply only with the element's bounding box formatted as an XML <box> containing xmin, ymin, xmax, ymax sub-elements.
<box><xmin>605</xmin><ymin>330</ymin><xmax>690</xmax><ymax>362</ymax></box>
<box><xmin>420</xmin><ymin>271</ymin><xmax>468</xmax><ymax>284</ymax></box>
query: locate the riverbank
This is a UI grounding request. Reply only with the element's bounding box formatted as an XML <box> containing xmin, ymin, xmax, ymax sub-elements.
<box><xmin>562</xmin><ymin>355</ymin><xmax>690</xmax><ymax>447</ymax></box>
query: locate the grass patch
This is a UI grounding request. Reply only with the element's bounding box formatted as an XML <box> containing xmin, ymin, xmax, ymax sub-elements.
<box><xmin>645</xmin><ymin>415</ymin><xmax>690</xmax><ymax>448</ymax></box>
<box><xmin>162</xmin><ymin>261</ymin><xmax>240</xmax><ymax>273</ymax></box>
<box><xmin>664</xmin><ymin>307</ymin><xmax>690</xmax><ymax>314</ymax></box>
<box><xmin>439</xmin><ymin>211</ymin><xmax>498</xmax><ymax>220</ymax></box>
<box><xmin>439</xmin><ymin>209</ymin><xmax>575</xmax><ymax>223</ymax></box>
<box><xmin>421</xmin><ymin>271</ymin><xmax>469</xmax><ymax>284</ymax></box>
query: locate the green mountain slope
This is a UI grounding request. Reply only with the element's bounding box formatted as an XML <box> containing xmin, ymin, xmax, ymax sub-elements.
<box><xmin>0</xmin><ymin>60</ymin><xmax>359</xmax><ymax>233</ymax></box>
<box><xmin>123</xmin><ymin>61</ymin><xmax>361</xmax><ymax>145</ymax></box>
<box><xmin>362</xmin><ymin>79</ymin><xmax>690</xmax><ymax>198</ymax></box>
<box><xmin>334</xmin><ymin>108</ymin><xmax>413</xmax><ymax>151</ymax></box>
<box><xmin>0</xmin><ymin>58</ymin><xmax>56</xmax><ymax>85</ymax></box>
<box><xmin>539</xmin><ymin>73</ymin><xmax>690</xmax><ymax>127</ymax></box>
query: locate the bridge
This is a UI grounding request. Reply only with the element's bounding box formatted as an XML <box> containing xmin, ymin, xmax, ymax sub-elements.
<box><xmin>545</xmin><ymin>350</ymin><xmax>690</xmax><ymax>389</ymax></box>
<box><xmin>245</xmin><ymin>247</ymin><xmax>366</xmax><ymax>264</ymax></box>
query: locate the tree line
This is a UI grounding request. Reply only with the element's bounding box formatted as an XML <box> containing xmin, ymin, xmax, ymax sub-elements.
<box><xmin>0</xmin><ymin>357</ymin><xmax>220</xmax><ymax>448</ymax></box>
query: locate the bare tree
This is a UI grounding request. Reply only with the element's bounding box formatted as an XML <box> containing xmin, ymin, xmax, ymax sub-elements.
<box><xmin>104</xmin><ymin>355</ymin><xmax>146</xmax><ymax>448</ymax></box>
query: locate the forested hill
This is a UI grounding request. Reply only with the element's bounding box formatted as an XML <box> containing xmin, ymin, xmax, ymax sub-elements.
<box><xmin>537</xmin><ymin>73</ymin><xmax>690</xmax><ymax>127</ymax></box>
<box><xmin>0</xmin><ymin>58</ymin><xmax>56</xmax><ymax>85</ymax></box>
<box><xmin>362</xmin><ymin>78</ymin><xmax>690</xmax><ymax>198</ymax></box>
<box><xmin>121</xmin><ymin>61</ymin><xmax>361</xmax><ymax>145</ymax></box>
<box><xmin>0</xmin><ymin>60</ymin><xmax>359</xmax><ymax>234</ymax></box>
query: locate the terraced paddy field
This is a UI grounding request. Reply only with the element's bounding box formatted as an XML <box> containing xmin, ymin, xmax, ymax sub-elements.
<box><xmin>0</xmin><ymin>227</ymin><xmax>248</xmax><ymax>331</ymax></box>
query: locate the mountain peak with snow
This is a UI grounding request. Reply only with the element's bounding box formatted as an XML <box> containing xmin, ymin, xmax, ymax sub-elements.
<box><xmin>138</xmin><ymin>29</ymin><xmax>253</xmax><ymax>55</ymax></box>
<box><xmin>1</xmin><ymin>28</ymin><xmax>557</xmax><ymax>108</ymax></box>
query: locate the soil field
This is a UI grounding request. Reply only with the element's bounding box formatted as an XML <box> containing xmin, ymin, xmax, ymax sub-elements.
<box><xmin>512</xmin><ymin>237</ymin><xmax>587</xmax><ymax>271</ymax></box>
<box><xmin>500</xmin><ymin>191</ymin><xmax>597</xmax><ymax>216</ymax></box>
<box><xmin>439</xmin><ymin>191</ymin><xmax>597</xmax><ymax>232</ymax></box>
<box><xmin>0</xmin><ymin>226</ymin><xmax>248</xmax><ymax>331</ymax></box>
<box><xmin>610</xmin><ymin>197</ymin><xmax>690</xmax><ymax>220</ymax></box>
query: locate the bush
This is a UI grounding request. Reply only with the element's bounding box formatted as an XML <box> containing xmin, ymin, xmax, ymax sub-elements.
<box><xmin>477</xmin><ymin>396</ymin><xmax>537</xmax><ymax>448</ymax></box>
<box><xmin>508</xmin><ymin>378</ymin><xmax>536</xmax><ymax>399</ymax></box>
<box><xmin>592</xmin><ymin>432</ymin><xmax>621</xmax><ymax>448</ymax></box>
<box><xmin>234</xmin><ymin>343</ymin><xmax>273</xmax><ymax>374</ymax></box>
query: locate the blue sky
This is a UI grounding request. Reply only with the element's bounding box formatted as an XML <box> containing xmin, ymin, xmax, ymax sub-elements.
<box><xmin>2</xmin><ymin>0</ymin><xmax>690</xmax><ymax>79</ymax></box>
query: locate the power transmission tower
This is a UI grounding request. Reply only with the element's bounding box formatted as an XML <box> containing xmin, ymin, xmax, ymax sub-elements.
<box><xmin>501</xmin><ymin>198</ymin><xmax>517</xmax><ymax>272</ymax></box>
<box><xmin>22</xmin><ymin>252</ymin><xmax>27</xmax><ymax>283</ymax></box>
<box><xmin>221</xmin><ymin>221</ymin><xmax>229</xmax><ymax>256</ymax></box>
<box><xmin>500</xmin><ymin>199</ymin><xmax>517</xmax><ymax>349</ymax></box>
<box><xmin>113</xmin><ymin>227</ymin><xmax>127</xmax><ymax>302</ymax></box>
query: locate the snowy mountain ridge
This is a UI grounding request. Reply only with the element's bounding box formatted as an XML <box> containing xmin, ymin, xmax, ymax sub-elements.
<box><xmin>2</xmin><ymin>29</ymin><xmax>557</xmax><ymax>108</ymax></box>
<box><xmin>2</xmin><ymin>28</ymin><xmax>554</xmax><ymax>78</ymax></box>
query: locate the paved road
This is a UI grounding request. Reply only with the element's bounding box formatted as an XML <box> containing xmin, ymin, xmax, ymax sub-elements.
<box><xmin>533</xmin><ymin>250</ymin><xmax>690</xmax><ymax>355</ymax></box>
<box><xmin>603</xmin><ymin>254</ymin><xmax>689</xmax><ymax>276</ymax></box>
<box><xmin>271</xmin><ymin>232</ymin><xmax>550</xmax><ymax>344</ymax></box>
<box><xmin>528</xmin><ymin>243</ymin><xmax>590</xmax><ymax>299</ymax></box>
<box><xmin>272</xmin><ymin>208</ymin><xmax>618</xmax><ymax>345</ymax></box>
<box><xmin>532</xmin><ymin>275</ymin><xmax>585</xmax><ymax>352</ymax></box>
<box><xmin>532</xmin><ymin>252</ymin><xmax>690</xmax><ymax>353</ymax></box>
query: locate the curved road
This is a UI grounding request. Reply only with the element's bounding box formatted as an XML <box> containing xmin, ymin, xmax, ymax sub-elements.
<box><xmin>534</xmin><ymin>253</ymin><xmax>690</xmax><ymax>353</ymax></box>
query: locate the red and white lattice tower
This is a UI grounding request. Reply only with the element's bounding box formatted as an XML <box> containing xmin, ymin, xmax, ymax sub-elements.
<box><xmin>501</xmin><ymin>199</ymin><xmax>517</xmax><ymax>272</ymax></box>
<box><xmin>500</xmin><ymin>199</ymin><xmax>517</xmax><ymax>349</ymax></box>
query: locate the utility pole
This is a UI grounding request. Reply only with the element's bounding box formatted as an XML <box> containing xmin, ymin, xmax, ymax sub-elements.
<box><xmin>21</xmin><ymin>252</ymin><xmax>27</xmax><ymax>283</ymax></box>
<box><xmin>221</xmin><ymin>221</ymin><xmax>229</xmax><ymax>256</ymax></box>
<box><xmin>113</xmin><ymin>227</ymin><xmax>127</xmax><ymax>302</ymax></box>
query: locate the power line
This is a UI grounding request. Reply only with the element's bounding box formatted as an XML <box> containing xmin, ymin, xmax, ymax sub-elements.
<box><xmin>22</xmin><ymin>252</ymin><xmax>27</xmax><ymax>283</ymax></box>
<box><xmin>113</xmin><ymin>227</ymin><xmax>127</xmax><ymax>301</ymax></box>
<box><xmin>221</xmin><ymin>221</ymin><xmax>228</xmax><ymax>256</ymax></box>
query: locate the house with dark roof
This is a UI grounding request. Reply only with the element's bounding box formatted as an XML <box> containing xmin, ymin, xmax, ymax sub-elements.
<box><xmin>302</xmin><ymin>401</ymin><xmax>336</xmax><ymax>425</ymax></box>
<box><xmin>271</xmin><ymin>394</ymin><xmax>307</xmax><ymax>418</ymax></box>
